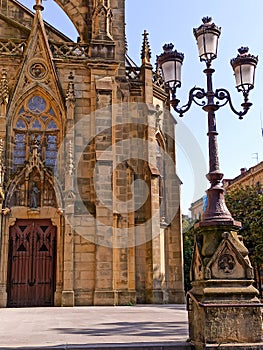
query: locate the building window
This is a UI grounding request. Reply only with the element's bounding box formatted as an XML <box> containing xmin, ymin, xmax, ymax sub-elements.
<box><xmin>13</xmin><ymin>95</ymin><xmax>59</xmax><ymax>172</ymax></box>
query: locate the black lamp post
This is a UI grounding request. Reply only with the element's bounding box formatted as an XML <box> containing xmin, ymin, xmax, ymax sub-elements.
<box><xmin>157</xmin><ymin>16</ymin><xmax>258</xmax><ymax>225</ymax></box>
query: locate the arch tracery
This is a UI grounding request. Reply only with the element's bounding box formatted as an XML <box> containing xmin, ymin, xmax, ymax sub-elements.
<box><xmin>12</xmin><ymin>94</ymin><xmax>61</xmax><ymax>173</ymax></box>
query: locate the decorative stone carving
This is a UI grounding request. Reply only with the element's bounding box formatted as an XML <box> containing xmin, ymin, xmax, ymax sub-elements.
<box><xmin>67</xmin><ymin>140</ymin><xmax>74</xmax><ymax>176</ymax></box>
<box><xmin>218</xmin><ymin>253</ymin><xmax>235</xmax><ymax>273</ymax></box>
<box><xmin>66</xmin><ymin>72</ymin><xmax>75</xmax><ymax>102</ymax></box>
<box><xmin>28</xmin><ymin>60</ymin><xmax>47</xmax><ymax>80</ymax></box>
<box><xmin>204</xmin><ymin>231</ymin><xmax>254</xmax><ymax>280</ymax></box>
<box><xmin>92</xmin><ymin>0</ymin><xmax>113</xmax><ymax>41</ymax></box>
<box><xmin>0</xmin><ymin>69</ymin><xmax>9</xmax><ymax>105</ymax></box>
<box><xmin>29</xmin><ymin>181</ymin><xmax>39</xmax><ymax>208</ymax></box>
<box><xmin>0</xmin><ymin>40</ymin><xmax>26</xmax><ymax>56</ymax></box>
<box><xmin>6</xmin><ymin>138</ymin><xmax>57</xmax><ymax>209</ymax></box>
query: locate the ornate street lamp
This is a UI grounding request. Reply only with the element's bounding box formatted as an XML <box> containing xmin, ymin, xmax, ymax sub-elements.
<box><xmin>157</xmin><ymin>16</ymin><xmax>258</xmax><ymax>224</ymax></box>
<box><xmin>157</xmin><ymin>17</ymin><xmax>263</xmax><ymax>348</ymax></box>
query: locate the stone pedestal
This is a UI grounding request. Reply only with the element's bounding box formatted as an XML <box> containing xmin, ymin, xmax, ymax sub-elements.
<box><xmin>188</xmin><ymin>223</ymin><xmax>263</xmax><ymax>349</ymax></box>
<box><xmin>0</xmin><ymin>283</ymin><xmax>7</xmax><ymax>307</ymax></box>
<box><xmin>61</xmin><ymin>290</ymin><xmax>74</xmax><ymax>307</ymax></box>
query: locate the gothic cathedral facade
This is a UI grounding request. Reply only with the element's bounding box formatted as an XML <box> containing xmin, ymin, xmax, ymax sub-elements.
<box><xmin>0</xmin><ymin>0</ymin><xmax>184</xmax><ymax>307</ymax></box>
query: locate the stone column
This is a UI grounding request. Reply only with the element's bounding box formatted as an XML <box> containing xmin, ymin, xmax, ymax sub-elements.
<box><xmin>61</xmin><ymin>74</ymin><xmax>75</xmax><ymax>306</ymax></box>
<box><xmin>93</xmin><ymin>76</ymin><xmax>115</xmax><ymax>305</ymax></box>
<box><xmin>0</xmin><ymin>70</ymin><xmax>8</xmax><ymax>306</ymax></box>
<box><xmin>0</xmin><ymin>215</ymin><xmax>10</xmax><ymax>307</ymax></box>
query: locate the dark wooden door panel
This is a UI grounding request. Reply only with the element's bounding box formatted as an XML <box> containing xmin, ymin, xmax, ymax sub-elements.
<box><xmin>7</xmin><ymin>220</ymin><xmax>56</xmax><ymax>307</ymax></box>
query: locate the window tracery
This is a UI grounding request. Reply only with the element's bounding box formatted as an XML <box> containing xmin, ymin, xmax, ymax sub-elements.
<box><xmin>13</xmin><ymin>95</ymin><xmax>60</xmax><ymax>172</ymax></box>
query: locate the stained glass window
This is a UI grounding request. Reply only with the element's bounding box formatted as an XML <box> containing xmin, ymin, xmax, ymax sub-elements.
<box><xmin>13</xmin><ymin>134</ymin><xmax>26</xmax><ymax>170</ymax></box>
<box><xmin>16</xmin><ymin>119</ymin><xmax>26</xmax><ymax>129</ymax></box>
<box><xmin>13</xmin><ymin>95</ymin><xmax>60</xmax><ymax>172</ymax></box>
<box><xmin>41</xmin><ymin>116</ymin><xmax>48</xmax><ymax>122</ymax></box>
<box><xmin>45</xmin><ymin>135</ymin><xmax>57</xmax><ymax>167</ymax></box>
<box><xmin>47</xmin><ymin>120</ymin><xmax>58</xmax><ymax>129</ymax></box>
<box><xmin>27</xmin><ymin>95</ymin><xmax>46</xmax><ymax>113</ymax></box>
<box><xmin>49</xmin><ymin>108</ymin><xmax>55</xmax><ymax>116</ymax></box>
<box><xmin>32</xmin><ymin>119</ymin><xmax>42</xmax><ymax>129</ymax></box>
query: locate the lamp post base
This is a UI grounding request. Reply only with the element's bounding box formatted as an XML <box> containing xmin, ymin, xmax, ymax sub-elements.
<box><xmin>188</xmin><ymin>223</ymin><xmax>263</xmax><ymax>349</ymax></box>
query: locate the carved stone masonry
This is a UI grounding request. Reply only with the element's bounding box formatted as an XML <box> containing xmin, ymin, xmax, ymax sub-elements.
<box><xmin>188</xmin><ymin>224</ymin><xmax>262</xmax><ymax>349</ymax></box>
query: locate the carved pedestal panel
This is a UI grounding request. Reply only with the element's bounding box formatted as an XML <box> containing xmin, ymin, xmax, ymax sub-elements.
<box><xmin>188</xmin><ymin>224</ymin><xmax>263</xmax><ymax>349</ymax></box>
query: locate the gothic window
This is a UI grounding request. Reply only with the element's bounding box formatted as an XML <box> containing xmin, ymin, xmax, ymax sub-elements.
<box><xmin>13</xmin><ymin>95</ymin><xmax>60</xmax><ymax>172</ymax></box>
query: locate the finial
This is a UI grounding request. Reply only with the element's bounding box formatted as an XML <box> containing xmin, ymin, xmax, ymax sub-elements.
<box><xmin>202</xmin><ymin>16</ymin><xmax>212</xmax><ymax>24</ymax></box>
<box><xmin>163</xmin><ymin>43</ymin><xmax>174</xmax><ymax>53</ymax></box>
<box><xmin>141</xmin><ymin>30</ymin><xmax>152</xmax><ymax>65</ymax></box>
<box><xmin>33</xmin><ymin>0</ymin><xmax>44</xmax><ymax>12</ymax></box>
<box><xmin>238</xmin><ymin>47</ymin><xmax>249</xmax><ymax>55</ymax></box>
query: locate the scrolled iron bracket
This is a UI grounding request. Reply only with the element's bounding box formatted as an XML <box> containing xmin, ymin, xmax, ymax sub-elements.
<box><xmin>215</xmin><ymin>88</ymin><xmax>252</xmax><ymax>119</ymax></box>
<box><xmin>171</xmin><ymin>87</ymin><xmax>206</xmax><ymax>117</ymax></box>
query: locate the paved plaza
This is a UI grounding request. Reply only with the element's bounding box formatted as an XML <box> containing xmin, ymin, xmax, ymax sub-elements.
<box><xmin>0</xmin><ymin>305</ymin><xmax>190</xmax><ymax>349</ymax></box>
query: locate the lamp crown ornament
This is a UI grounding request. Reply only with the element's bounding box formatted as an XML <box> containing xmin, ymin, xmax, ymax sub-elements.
<box><xmin>157</xmin><ymin>43</ymin><xmax>184</xmax><ymax>64</ymax></box>
<box><xmin>238</xmin><ymin>46</ymin><xmax>249</xmax><ymax>55</ymax></box>
<box><xmin>194</xmin><ymin>16</ymin><xmax>221</xmax><ymax>35</ymax></box>
<box><xmin>230</xmin><ymin>46</ymin><xmax>258</xmax><ymax>67</ymax></box>
<box><xmin>202</xmin><ymin>16</ymin><xmax>212</xmax><ymax>24</ymax></box>
<box><xmin>163</xmin><ymin>43</ymin><xmax>174</xmax><ymax>52</ymax></box>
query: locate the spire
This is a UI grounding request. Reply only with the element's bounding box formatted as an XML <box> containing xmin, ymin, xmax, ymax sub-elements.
<box><xmin>141</xmin><ymin>30</ymin><xmax>151</xmax><ymax>65</ymax></box>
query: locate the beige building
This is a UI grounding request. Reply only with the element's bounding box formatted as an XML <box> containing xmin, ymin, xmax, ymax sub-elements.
<box><xmin>188</xmin><ymin>197</ymin><xmax>205</xmax><ymax>222</ymax></box>
<box><xmin>223</xmin><ymin>161</ymin><xmax>263</xmax><ymax>190</ymax></box>
<box><xmin>0</xmin><ymin>0</ymin><xmax>185</xmax><ymax>307</ymax></box>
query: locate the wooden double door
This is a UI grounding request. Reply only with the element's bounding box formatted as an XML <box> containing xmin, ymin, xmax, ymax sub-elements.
<box><xmin>7</xmin><ymin>219</ymin><xmax>56</xmax><ymax>307</ymax></box>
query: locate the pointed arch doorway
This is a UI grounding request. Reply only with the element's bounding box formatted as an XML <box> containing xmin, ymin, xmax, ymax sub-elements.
<box><xmin>7</xmin><ymin>219</ymin><xmax>56</xmax><ymax>307</ymax></box>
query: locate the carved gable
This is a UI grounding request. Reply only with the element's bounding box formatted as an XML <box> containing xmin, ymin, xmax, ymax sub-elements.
<box><xmin>205</xmin><ymin>232</ymin><xmax>253</xmax><ymax>280</ymax></box>
<box><xmin>7</xmin><ymin>5</ymin><xmax>65</xmax><ymax>113</ymax></box>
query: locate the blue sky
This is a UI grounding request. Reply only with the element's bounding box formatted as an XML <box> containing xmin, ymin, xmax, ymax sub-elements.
<box><xmin>21</xmin><ymin>0</ymin><xmax>263</xmax><ymax>214</ymax></box>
